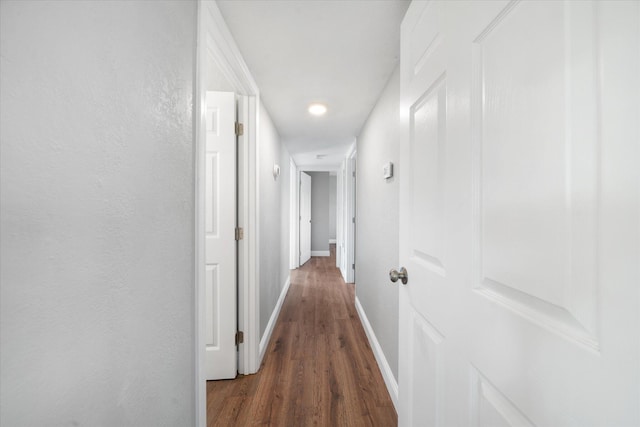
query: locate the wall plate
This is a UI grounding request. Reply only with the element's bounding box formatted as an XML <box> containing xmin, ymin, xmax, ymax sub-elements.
<box><xmin>383</xmin><ymin>162</ymin><xmax>393</xmax><ymax>179</ymax></box>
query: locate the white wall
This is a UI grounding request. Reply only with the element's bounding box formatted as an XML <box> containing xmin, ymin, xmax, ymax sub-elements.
<box><xmin>206</xmin><ymin>54</ymin><xmax>235</xmax><ymax>92</ymax></box>
<box><xmin>329</xmin><ymin>174</ymin><xmax>337</xmax><ymax>241</ymax></box>
<box><xmin>258</xmin><ymin>102</ymin><xmax>291</xmax><ymax>337</ymax></box>
<box><xmin>308</xmin><ymin>172</ymin><xmax>330</xmax><ymax>252</ymax></box>
<box><xmin>355</xmin><ymin>66</ymin><xmax>400</xmax><ymax>381</ymax></box>
<box><xmin>0</xmin><ymin>1</ymin><xmax>196</xmax><ymax>425</ymax></box>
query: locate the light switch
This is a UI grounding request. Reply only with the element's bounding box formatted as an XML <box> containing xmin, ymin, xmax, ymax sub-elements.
<box><xmin>383</xmin><ymin>162</ymin><xmax>393</xmax><ymax>179</ymax></box>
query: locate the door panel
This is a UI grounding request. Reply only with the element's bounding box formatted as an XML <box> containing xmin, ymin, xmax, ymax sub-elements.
<box><xmin>300</xmin><ymin>172</ymin><xmax>312</xmax><ymax>265</ymax></box>
<box><xmin>411</xmin><ymin>75</ymin><xmax>447</xmax><ymax>276</ymax></box>
<box><xmin>399</xmin><ymin>1</ymin><xmax>639</xmax><ymax>426</ymax></box>
<box><xmin>205</xmin><ymin>91</ymin><xmax>237</xmax><ymax>380</ymax></box>
<box><xmin>402</xmin><ymin>302</ymin><xmax>445</xmax><ymax>427</ymax></box>
<box><xmin>470</xmin><ymin>367</ymin><xmax>535</xmax><ymax>427</ymax></box>
<box><xmin>474</xmin><ymin>1</ymin><xmax>599</xmax><ymax>344</ymax></box>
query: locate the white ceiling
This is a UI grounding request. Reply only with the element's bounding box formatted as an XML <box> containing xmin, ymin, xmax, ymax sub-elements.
<box><xmin>217</xmin><ymin>0</ymin><xmax>410</xmax><ymax>167</ymax></box>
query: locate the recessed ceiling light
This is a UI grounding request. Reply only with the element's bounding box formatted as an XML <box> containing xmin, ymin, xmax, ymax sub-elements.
<box><xmin>308</xmin><ymin>103</ymin><xmax>327</xmax><ymax>116</ymax></box>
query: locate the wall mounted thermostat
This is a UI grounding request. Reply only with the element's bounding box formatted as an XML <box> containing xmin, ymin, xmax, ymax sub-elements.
<box><xmin>382</xmin><ymin>162</ymin><xmax>393</xmax><ymax>179</ymax></box>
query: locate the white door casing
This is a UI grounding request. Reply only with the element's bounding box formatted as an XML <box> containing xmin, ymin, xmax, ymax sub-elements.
<box><xmin>398</xmin><ymin>1</ymin><xmax>639</xmax><ymax>426</ymax></box>
<box><xmin>345</xmin><ymin>150</ymin><xmax>357</xmax><ymax>283</ymax></box>
<box><xmin>290</xmin><ymin>158</ymin><xmax>300</xmax><ymax>269</ymax></box>
<box><xmin>300</xmin><ymin>172</ymin><xmax>312</xmax><ymax>265</ymax></box>
<box><xmin>196</xmin><ymin>2</ymin><xmax>261</xmax><ymax>423</ymax></box>
<box><xmin>337</xmin><ymin>165</ymin><xmax>344</xmax><ymax>270</ymax></box>
<box><xmin>204</xmin><ymin>91</ymin><xmax>237</xmax><ymax>380</ymax></box>
<box><xmin>235</xmin><ymin>93</ymin><xmax>249</xmax><ymax>375</ymax></box>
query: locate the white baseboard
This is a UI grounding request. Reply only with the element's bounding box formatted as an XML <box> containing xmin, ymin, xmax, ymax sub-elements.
<box><xmin>311</xmin><ymin>250</ymin><xmax>330</xmax><ymax>257</ymax></box>
<box><xmin>259</xmin><ymin>275</ymin><xmax>290</xmax><ymax>365</ymax></box>
<box><xmin>355</xmin><ymin>296</ymin><xmax>398</xmax><ymax>411</ymax></box>
<box><xmin>329</xmin><ymin>239</ymin><xmax>337</xmax><ymax>244</ymax></box>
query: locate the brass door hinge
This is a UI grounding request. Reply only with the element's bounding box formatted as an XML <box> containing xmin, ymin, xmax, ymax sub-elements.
<box><xmin>235</xmin><ymin>122</ymin><xmax>244</xmax><ymax>136</ymax></box>
<box><xmin>235</xmin><ymin>227</ymin><xmax>244</xmax><ymax>241</ymax></box>
<box><xmin>235</xmin><ymin>331</ymin><xmax>244</xmax><ymax>345</ymax></box>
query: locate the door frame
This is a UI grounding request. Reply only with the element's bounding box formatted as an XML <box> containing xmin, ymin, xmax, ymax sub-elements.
<box><xmin>289</xmin><ymin>158</ymin><xmax>299</xmax><ymax>269</ymax></box>
<box><xmin>293</xmin><ymin>165</ymin><xmax>342</xmax><ymax>269</ymax></box>
<box><xmin>343</xmin><ymin>145</ymin><xmax>357</xmax><ymax>283</ymax></box>
<box><xmin>298</xmin><ymin>171</ymin><xmax>312</xmax><ymax>265</ymax></box>
<box><xmin>195</xmin><ymin>1</ymin><xmax>261</xmax><ymax>425</ymax></box>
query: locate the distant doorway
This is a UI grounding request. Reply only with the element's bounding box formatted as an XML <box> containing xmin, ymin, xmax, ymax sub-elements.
<box><xmin>299</xmin><ymin>172</ymin><xmax>312</xmax><ymax>265</ymax></box>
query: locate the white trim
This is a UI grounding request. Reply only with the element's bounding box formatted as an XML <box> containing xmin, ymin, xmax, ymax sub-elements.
<box><xmin>194</xmin><ymin>3</ymin><xmax>206</xmax><ymax>425</ymax></box>
<box><xmin>259</xmin><ymin>276</ymin><xmax>291</xmax><ymax>363</ymax></box>
<box><xmin>290</xmin><ymin>158</ymin><xmax>300</xmax><ymax>269</ymax></box>
<box><xmin>249</xmin><ymin>96</ymin><xmax>260</xmax><ymax>375</ymax></box>
<box><xmin>311</xmin><ymin>250</ymin><xmax>330</xmax><ymax>257</ymax></box>
<box><xmin>329</xmin><ymin>239</ymin><xmax>337</xmax><ymax>244</ymax></box>
<box><xmin>336</xmin><ymin>164</ymin><xmax>343</xmax><ymax>270</ymax></box>
<box><xmin>355</xmin><ymin>297</ymin><xmax>399</xmax><ymax>410</ymax></box>
<box><xmin>237</xmin><ymin>95</ymin><xmax>254</xmax><ymax>375</ymax></box>
<box><xmin>196</xmin><ymin>3</ymin><xmax>261</xmax><ymax>423</ymax></box>
<box><xmin>343</xmin><ymin>144</ymin><xmax>357</xmax><ymax>283</ymax></box>
<box><xmin>337</xmin><ymin>141</ymin><xmax>357</xmax><ymax>281</ymax></box>
<box><xmin>205</xmin><ymin>0</ymin><xmax>261</xmax><ymax>376</ymax></box>
<box><xmin>203</xmin><ymin>2</ymin><xmax>258</xmax><ymax>95</ymax></box>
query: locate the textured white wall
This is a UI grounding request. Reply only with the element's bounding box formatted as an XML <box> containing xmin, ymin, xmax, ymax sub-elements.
<box><xmin>206</xmin><ymin>56</ymin><xmax>235</xmax><ymax>92</ymax></box>
<box><xmin>309</xmin><ymin>172</ymin><xmax>330</xmax><ymax>252</ymax></box>
<box><xmin>355</xmin><ymin>66</ymin><xmax>400</xmax><ymax>380</ymax></box>
<box><xmin>258</xmin><ymin>103</ymin><xmax>291</xmax><ymax>337</ymax></box>
<box><xmin>0</xmin><ymin>1</ymin><xmax>196</xmax><ymax>425</ymax></box>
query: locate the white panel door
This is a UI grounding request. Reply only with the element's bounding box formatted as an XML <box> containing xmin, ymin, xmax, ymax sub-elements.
<box><xmin>397</xmin><ymin>1</ymin><xmax>639</xmax><ymax>426</ymax></box>
<box><xmin>205</xmin><ymin>91</ymin><xmax>237</xmax><ymax>380</ymax></box>
<box><xmin>300</xmin><ymin>172</ymin><xmax>312</xmax><ymax>265</ymax></box>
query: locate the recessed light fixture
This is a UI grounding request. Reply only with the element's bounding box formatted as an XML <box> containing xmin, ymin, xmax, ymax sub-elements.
<box><xmin>308</xmin><ymin>103</ymin><xmax>327</xmax><ymax>116</ymax></box>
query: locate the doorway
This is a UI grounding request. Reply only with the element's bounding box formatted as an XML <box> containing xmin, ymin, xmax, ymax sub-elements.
<box><xmin>196</xmin><ymin>1</ymin><xmax>261</xmax><ymax>424</ymax></box>
<box><xmin>298</xmin><ymin>170</ymin><xmax>339</xmax><ymax>265</ymax></box>
<box><xmin>299</xmin><ymin>172</ymin><xmax>312</xmax><ymax>265</ymax></box>
<box><xmin>293</xmin><ymin>161</ymin><xmax>354</xmax><ymax>284</ymax></box>
<box><xmin>339</xmin><ymin>147</ymin><xmax>357</xmax><ymax>283</ymax></box>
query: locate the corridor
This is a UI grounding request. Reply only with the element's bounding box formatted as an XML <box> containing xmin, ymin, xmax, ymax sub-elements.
<box><xmin>206</xmin><ymin>247</ymin><xmax>396</xmax><ymax>426</ymax></box>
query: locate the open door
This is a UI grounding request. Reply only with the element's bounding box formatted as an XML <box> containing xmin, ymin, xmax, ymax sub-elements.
<box><xmin>397</xmin><ymin>1</ymin><xmax>639</xmax><ymax>426</ymax></box>
<box><xmin>299</xmin><ymin>172</ymin><xmax>312</xmax><ymax>265</ymax></box>
<box><xmin>204</xmin><ymin>91</ymin><xmax>237</xmax><ymax>380</ymax></box>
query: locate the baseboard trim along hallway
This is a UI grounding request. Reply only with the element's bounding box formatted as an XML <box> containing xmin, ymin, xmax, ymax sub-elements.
<box><xmin>355</xmin><ymin>296</ymin><xmax>399</xmax><ymax>410</ymax></box>
<box><xmin>259</xmin><ymin>276</ymin><xmax>291</xmax><ymax>364</ymax></box>
<box><xmin>310</xmin><ymin>250</ymin><xmax>330</xmax><ymax>257</ymax></box>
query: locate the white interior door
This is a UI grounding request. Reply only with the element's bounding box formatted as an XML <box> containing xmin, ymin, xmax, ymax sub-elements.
<box><xmin>205</xmin><ymin>91</ymin><xmax>237</xmax><ymax>380</ymax></box>
<box><xmin>346</xmin><ymin>153</ymin><xmax>357</xmax><ymax>283</ymax></box>
<box><xmin>300</xmin><ymin>172</ymin><xmax>312</xmax><ymax>265</ymax></box>
<box><xmin>397</xmin><ymin>1</ymin><xmax>639</xmax><ymax>426</ymax></box>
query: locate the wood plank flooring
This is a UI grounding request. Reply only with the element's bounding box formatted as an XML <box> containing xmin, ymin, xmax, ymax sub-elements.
<box><xmin>207</xmin><ymin>246</ymin><xmax>397</xmax><ymax>426</ymax></box>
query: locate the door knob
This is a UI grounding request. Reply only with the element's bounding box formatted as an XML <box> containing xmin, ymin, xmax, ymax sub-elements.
<box><xmin>389</xmin><ymin>267</ymin><xmax>408</xmax><ymax>285</ymax></box>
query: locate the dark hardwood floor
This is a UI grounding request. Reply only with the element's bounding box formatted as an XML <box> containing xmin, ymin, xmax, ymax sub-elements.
<box><xmin>207</xmin><ymin>245</ymin><xmax>397</xmax><ymax>426</ymax></box>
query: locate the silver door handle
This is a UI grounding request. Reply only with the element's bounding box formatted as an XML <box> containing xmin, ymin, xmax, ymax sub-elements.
<box><xmin>389</xmin><ymin>267</ymin><xmax>408</xmax><ymax>285</ymax></box>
